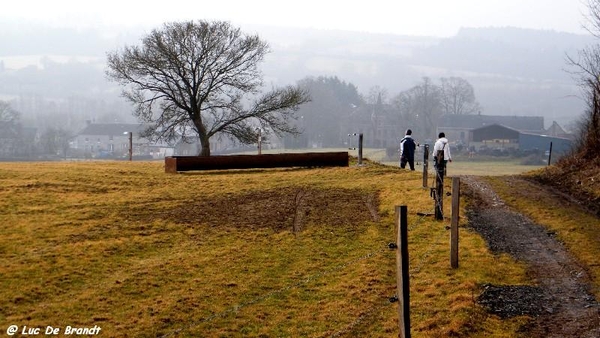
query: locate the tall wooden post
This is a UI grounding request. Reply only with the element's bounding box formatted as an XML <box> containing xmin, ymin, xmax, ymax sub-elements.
<box><xmin>257</xmin><ymin>129</ymin><xmax>262</xmax><ymax>155</ymax></box>
<box><xmin>422</xmin><ymin>144</ymin><xmax>429</xmax><ymax>188</ymax></box>
<box><xmin>451</xmin><ymin>177</ymin><xmax>460</xmax><ymax>269</ymax></box>
<box><xmin>128</xmin><ymin>132</ymin><xmax>133</xmax><ymax>161</ymax></box>
<box><xmin>434</xmin><ymin>165</ymin><xmax>444</xmax><ymax>220</ymax></box>
<box><xmin>358</xmin><ymin>133</ymin><xmax>363</xmax><ymax>166</ymax></box>
<box><xmin>395</xmin><ymin>206</ymin><xmax>411</xmax><ymax>338</ymax></box>
<box><xmin>547</xmin><ymin>141</ymin><xmax>553</xmax><ymax>166</ymax></box>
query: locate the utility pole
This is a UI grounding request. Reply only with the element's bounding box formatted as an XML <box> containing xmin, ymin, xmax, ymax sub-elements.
<box><xmin>257</xmin><ymin>128</ymin><xmax>262</xmax><ymax>155</ymax></box>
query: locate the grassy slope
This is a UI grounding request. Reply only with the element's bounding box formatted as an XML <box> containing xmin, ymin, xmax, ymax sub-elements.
<box><xmin>0</xmin><ymin>160</ymin><xmax>529</xmax><ymax>337</ymax></box>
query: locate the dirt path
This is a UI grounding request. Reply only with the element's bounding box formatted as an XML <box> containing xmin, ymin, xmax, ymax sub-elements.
<box><xmin>462</xmin><ymin>176</ymin><xmax>600</xmax><ymax>337</ymax></box>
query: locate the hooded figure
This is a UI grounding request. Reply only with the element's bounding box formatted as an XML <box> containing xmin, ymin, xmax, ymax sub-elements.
<box><xmin>400</xmin><ymin>129</ymin><xmax>417</xmax><ymax>170</ymax></box>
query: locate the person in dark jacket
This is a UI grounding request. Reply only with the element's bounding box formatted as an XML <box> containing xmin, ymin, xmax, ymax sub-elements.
<box><xmin>400</xmin><ymin>129</ymin><xmax>417</xmax><ymax>170</ymax></box>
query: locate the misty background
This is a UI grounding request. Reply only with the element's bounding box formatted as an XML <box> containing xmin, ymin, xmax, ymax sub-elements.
<box><xmin>0</xmin><ymin>20</ymin><xmax>591</xmax><ymax>145</ymax></box>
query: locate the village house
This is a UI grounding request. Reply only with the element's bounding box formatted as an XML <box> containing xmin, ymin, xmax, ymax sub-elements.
<box><xmin>341</xmin><ymin>101</ymin><xmax>403</xmax><ymax>149</ymax></box>
<box><xmin>72</xmin><ymin>122</ymin><xmax>174</xmax><ymax>159</ymax></box>
<box><xmin>73</xmin><ymin>122</ymin><xmax>247</xmax><ymax>158</ymax></box>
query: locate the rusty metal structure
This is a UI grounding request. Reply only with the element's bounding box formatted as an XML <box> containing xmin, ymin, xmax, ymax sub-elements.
<box><xmin>165</xmin><ymin>152</ymin><xmax>349</xmax><ymax>173</ymax></box>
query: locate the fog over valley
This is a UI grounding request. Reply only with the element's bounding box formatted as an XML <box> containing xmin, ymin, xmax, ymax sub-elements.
<box><xmin>0</xmin><ymin>16</ymin><xmax>593</xmax><ymax>159</ymax></box>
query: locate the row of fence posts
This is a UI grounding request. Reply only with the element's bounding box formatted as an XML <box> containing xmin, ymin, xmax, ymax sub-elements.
<box><xmin>393</xmin><ymin>178</ymin><xmax>460</xmax><ymax>337</ymax></box>
<box><xmin>420</xmin><ymin>143</ymin><xmax>448</xmax><ymax>221</ymax></box>
<box><xmin>345</xmin><ymin>136</ymin><xmax>552</xmax><ymax>336</ymax></box>
<box><xmin>347</xmin><ymin>134</ymin><xmax>460</xmax><ymax>337</ymax></box>
<box><xmin>348</xmin><ymin>134</ymin><xmax>555</xmax><ymax>169</ymax></box>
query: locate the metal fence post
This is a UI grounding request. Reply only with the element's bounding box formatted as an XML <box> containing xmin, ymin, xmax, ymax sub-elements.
<box><xmin>435</xmin><ymin>166</ymin><xmax>444</xmax><ymax>220</ymax></box>
<box><xmin>423</xmin><ymin>144</ymin><xmax>429</xmax><ymax>188</ymax></box>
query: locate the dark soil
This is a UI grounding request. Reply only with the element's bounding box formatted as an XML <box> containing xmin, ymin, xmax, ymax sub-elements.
<box><xmin>462</xmin><ymin>176</ymin><xmax>600</xmax><ymax>337</ymax></box>
<box><xmin>128</xmin><ymin>187</ymin><xmax>380</xmax><ymax>232</ymax></box>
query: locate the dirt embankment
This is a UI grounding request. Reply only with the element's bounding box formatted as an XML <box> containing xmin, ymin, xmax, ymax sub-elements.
<box><xmin>462</xmin><ymin>176</ymin><xmax>600</xmax><ymax>338</ymax></box>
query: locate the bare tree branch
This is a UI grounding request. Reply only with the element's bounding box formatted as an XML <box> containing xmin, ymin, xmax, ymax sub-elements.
<box><xmin>566</xmin><ymin>1</ymin><xmax>600</xmax><ymax>159</ymax></box>
<box><xmin>439</xmin><ymin>77</ymin><xmax>481</xmax><ymax>115</ymax></box>
<box><xmin>106</xmin><ymin>20</ymin><xmax>309</xmax><ymax>156</ymax></box>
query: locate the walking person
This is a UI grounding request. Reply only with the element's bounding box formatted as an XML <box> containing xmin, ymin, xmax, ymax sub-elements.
<box><xmin>432</xmin><ymin>132</ymin><xmax>452</xmax><ymax>177</ymax></box>
<box><xmin>399</xmin><ymin>129</ymin><xmax>417</xmax><ymax>171</ymax></box>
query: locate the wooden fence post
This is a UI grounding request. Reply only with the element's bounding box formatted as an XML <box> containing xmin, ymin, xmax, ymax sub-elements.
<box><xmin>128</xmin><ymin>131</ymin><xmax>133</xmax><ymax>161</ymax></box>
<box><xmin>451</xmin><ymin>177</ymin><xmax>460</xmax><ymax>269</ymax></box>
<box><xmin>395</xmin><ymin>206</ymin><xmax>411</xmax><ymax>338</ymax></box>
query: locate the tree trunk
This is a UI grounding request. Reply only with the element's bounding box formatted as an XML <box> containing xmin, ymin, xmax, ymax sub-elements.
<box><xmin>192</xmin><ymin>116</ymin><xmax>211</xmax><ymax>156</ymax></box>
<box><xmin>199</xmin><ymin>137</ymin><xmax>211</xmax><ymax>156</ymax></box>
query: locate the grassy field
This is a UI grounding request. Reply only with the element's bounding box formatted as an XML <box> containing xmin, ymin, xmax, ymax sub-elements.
<box><xmin>249</xmin><ymin>147</ymin><xmax>545</xmax><ymax>176</ymax></box>
<box><xmin>380</xmin><ymin>159</ymin><xmax>545</xmax><ymax>177</ymax></box>
<box><xmin>0</xmin><ymin>159</ymin><xmax>532</xmax><ymax>337</ymax></box>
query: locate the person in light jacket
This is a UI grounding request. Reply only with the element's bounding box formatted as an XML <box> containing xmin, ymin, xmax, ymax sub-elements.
<box><xmin>432</xmin><ymin>132</ymin><xmax>452</xmax><ymax>176</ymax></box>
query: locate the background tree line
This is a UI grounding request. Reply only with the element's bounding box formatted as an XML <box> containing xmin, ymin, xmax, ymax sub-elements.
<box><xmin>102</xmin><ymin>19</ymin><xmax>481</xmax><ymax>154</ymax></box>
<box><xmin>10</xmin><ymin>18</ymin><xmax>589</xmax><ymax>158</ymax></box>
<box><xmin>289</xmin><ymin>75</ymin><xmax>480</xmax><ymax>148</ymax></box>
<box><xmin>0</xmin><ymin>100</ymin><xmax>71</xmax><ymax>159</ymax></box>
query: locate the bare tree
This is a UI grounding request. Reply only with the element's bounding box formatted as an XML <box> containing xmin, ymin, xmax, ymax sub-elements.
<box><xmin>567</xmin><ymin>0</ymin><xmax>600</xmax><ymax>158</ymax></box>
<box><xmin>439</xmin><ymin>77</ymin><xmax>481</xmax><ymax>115</ymax></box>
<box><xmin>392</xmin><ymin>77</ymin><xmax>442</xmax><ymax>138</ymax></box>
<box><xmin>0</xmin><ymin>101</ymin><xmax>20</xmax><ymax>157</ymax></box>
<box><xmin>106</xmin><ymin>20</ymin><xmax>310</xmax><ymax>156</ymax></box>
<box><xmin>0</xmin><ymin>101</ymin><xmax>18</xmax><ymax>124</ymax></box>
<box><xmin>39</xmin><ymin>127</ymin><xmax>72</xmax><ymax>159</ymax></box>
<box><xmin>366</xmin><ymin>85</ymin><xmax>388</xmax><ymax>105</ymax></box>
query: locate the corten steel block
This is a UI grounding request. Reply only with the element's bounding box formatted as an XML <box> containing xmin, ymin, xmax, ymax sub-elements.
<box><xmin>164</xmin><ymin>152</ymin><xmax>349</xmax><ymax>173</ymax></box>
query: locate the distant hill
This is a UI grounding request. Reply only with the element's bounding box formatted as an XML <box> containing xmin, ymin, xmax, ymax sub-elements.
<box><xmin>0</xmin><ymin>22</ymin><xmax>593</xmax><ymax>129</ymax></box>
<box><xmin>256</xmin><ymin>25</ymin><xmax>592</xmax><ymax>127</ymax></box>
<box><xmin>414</xmin><ymin>27</ymin><xmax>593</xmax><ymax>81</ymax></box>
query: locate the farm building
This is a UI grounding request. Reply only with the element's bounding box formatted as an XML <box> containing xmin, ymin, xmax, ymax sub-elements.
<box><xmin>518</xmin><ymin>132</ymin><xmax>573</xmax><ymax>154</ymax></box>
<box><xmin>470</xmin><ymin>124</ymin><xmax>573</xmax><ymax>154</ymax></box>
<box><xmin>437</xmin><ymin>113</ymin><xmax>545</xmax><ymax>145</ymax></box>
<box><xmin>437</xmin><ymin>113</ymin><xmax>573</xmax><ymax>154</ymax></box>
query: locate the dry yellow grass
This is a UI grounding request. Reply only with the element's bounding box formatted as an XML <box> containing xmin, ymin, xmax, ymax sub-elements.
<box><xmin>486</xmin><ymin>176</ymin><xmax>600</xmax><ymax>298</ymax></box>
<box><xmin>0</xmin><ymin>159</ymin><xmax>528</xmax><ymax>337</ymax></box>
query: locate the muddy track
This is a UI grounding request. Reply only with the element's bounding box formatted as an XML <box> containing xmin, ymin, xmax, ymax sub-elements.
<box><xmin>461</xmin><ymin>176</ymin><xmax>600</xmax><ymax>337</ymax></box>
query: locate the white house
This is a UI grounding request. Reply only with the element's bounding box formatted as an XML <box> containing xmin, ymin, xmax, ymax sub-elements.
<box><xmin>73</xmin><ymin>122</ymin><xmax>174</xmax><ymax>159</ymax></box>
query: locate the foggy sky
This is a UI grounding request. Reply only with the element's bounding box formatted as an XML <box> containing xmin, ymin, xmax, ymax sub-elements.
<box><xmin>2</xmin><ymin>0</ymin><xmax>591</xmax><ymax>38</ymax></box>
<box><xmin>0</xmin><ymin>0</ymin><xmax>593</xmax><ymax>130</ymax></box>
